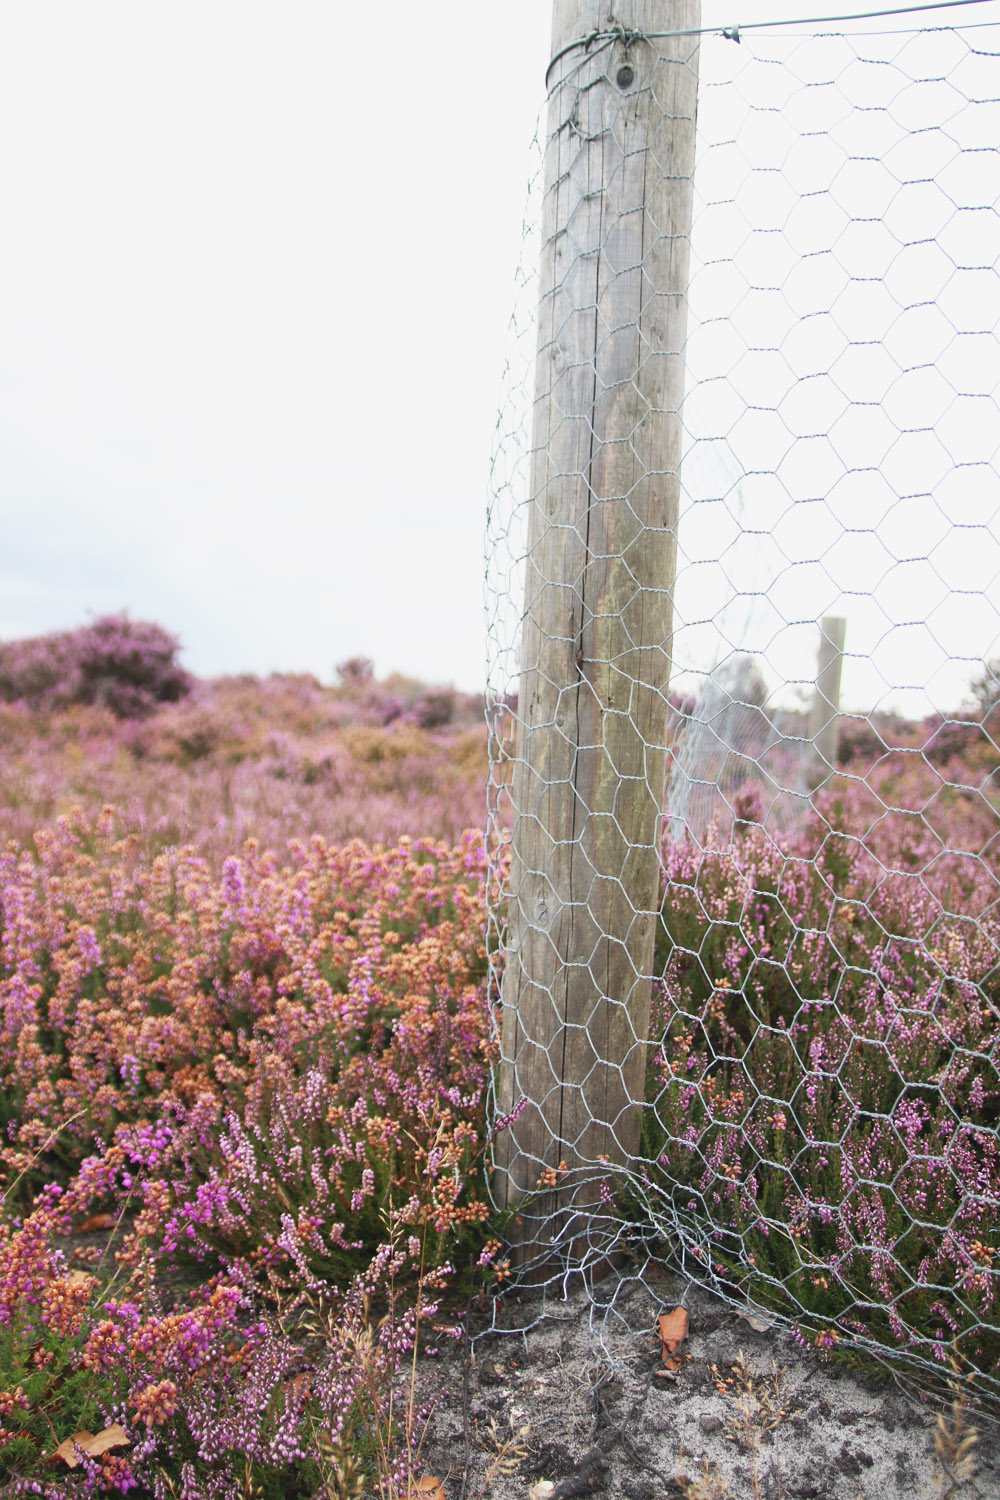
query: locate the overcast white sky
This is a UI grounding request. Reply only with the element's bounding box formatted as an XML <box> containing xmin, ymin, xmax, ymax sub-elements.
<box><xmin>1</xmin><ymin>1</ymin><xmax>997</xmax><ymax>702</ymax></box>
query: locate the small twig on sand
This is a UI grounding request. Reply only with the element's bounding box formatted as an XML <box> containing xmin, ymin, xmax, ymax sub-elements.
<box><xmin>584</xmin><ymin>1365</ymin><xmax>676</xmax><ymax>1493</ymax></box>
<box><xmin>586</xmin><ymin>1367</ymin><xmax>616</xmax><ymax>1445</ymax></box>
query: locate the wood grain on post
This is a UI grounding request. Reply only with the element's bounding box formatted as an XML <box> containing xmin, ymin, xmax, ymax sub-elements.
<box><xmin>494</xmin><ymin>0</ymin><xmax>701</xmax><ymax>1265</ymax></box>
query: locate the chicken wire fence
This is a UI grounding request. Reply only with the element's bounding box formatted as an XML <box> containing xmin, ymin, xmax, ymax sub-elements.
<box><xmin>483</xmin><ymin>11</ymin><xmax>1000</xmax><ymax>1402</ymax></box>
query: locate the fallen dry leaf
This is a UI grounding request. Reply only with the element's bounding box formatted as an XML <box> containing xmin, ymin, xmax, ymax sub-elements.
<box><xmin>657</xmin><ymin>1306</ymin><xmax>689</xmax><ymax>1359</ymax></box>
<box><xmin>413</xmin><ymin>1478</ymin><xmax>445</xmax><ymax>1499</ymax></box>
<box><xmin>78</xmin><ymin>1214</ymin><xmax>117</xmax><ymax>1233</ymax></box>
<box><xmin>664</xmin><ymin>1354</ymin><xmax>683</xmax><ymax>1372</ymax></box>
<box><xmin>52</xmin><ymin>1424</ymin><xmax>129</xmax><ymax>1469</ymax></box>
<box><xmin>735</xmin><ymin>1310</ymin><xmax>773</xmax><ymax>1333</ymax></box>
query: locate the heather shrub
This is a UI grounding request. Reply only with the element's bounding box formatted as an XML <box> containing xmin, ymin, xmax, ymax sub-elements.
<box><xmin>0</xmin><ymin>616</ymin><xmax>192</xmax><ymax>720</ymax></box>
<box><xmin>0</xmin><ymin>1217</ymin><xmax>104</xmax><ymax>1480</ymax></box>
<box><xmin>4</xmin><ymin>635</ymin><xmax>1000</xmax><ymax>1483</ymax></box>
<box><xmin>645</xmin><ymin>790</ymin><xmax>1000</xmax><ymax>1378</ymax></box>
<box><xmin>834</xmin><ymin>710</ymin><xmax>912</xmax><ymax>766</ymax></box>
<box><xmin>0</xmin><ymin>1156</ymin><xmax>434</xmax><ymax>1496</ymax></box>
<box><xmin>0</xmin><ymin>812</ymin><xmax>498</xmax><ymax>1494</ymax></box>
<box><xmin>918</xmin><ymin>714</ymin><xmax>985</xmax><ymax>766</ymax></box>
<box><xmin>0</xmin><ymin>1149</ymin><xmax>139</xmax><ymax>1488</ymax></box>
<box><xmin>336</xmin><ymin>657</ymin><xmax>375</xmax><ymax>687</ymax></box>
<box><xmin>0</xmin><ymin>811</ymin><xmax>492</xmax><ymax>1184</ymax></box>
<box><xmin>0</xmin><ymin>683</ymin><xmax>488</xmax><ymax>864</ymax></box>
<box><xmin>410</xmin><ymin>687</ymin><xmax>455</xmax><ymax>730</ymax></box>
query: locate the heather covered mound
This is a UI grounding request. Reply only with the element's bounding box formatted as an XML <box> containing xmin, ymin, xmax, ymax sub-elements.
<box><xmin>0</xmin><ymin>616</ymin><xmax>192</xmax><ymax>721</ymax></box>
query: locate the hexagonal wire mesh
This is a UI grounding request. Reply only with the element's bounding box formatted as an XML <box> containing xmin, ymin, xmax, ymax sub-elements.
<box><xmin>484</xmin><ymin>14</ymin><xmax>1000</xmax><ymax>1400</ymax></box>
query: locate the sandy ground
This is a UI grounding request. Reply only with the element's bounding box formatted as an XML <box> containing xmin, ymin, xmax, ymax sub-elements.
<box><xmin>408</xmin><ymin>1270</ymin><xmax>1000</xmax><ymax>1500</ymax></box>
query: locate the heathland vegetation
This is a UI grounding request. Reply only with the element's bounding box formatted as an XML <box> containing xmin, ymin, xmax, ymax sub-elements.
<box><xmin>0</xmin><ymin>616</ymin><xmax>998</xmax><ymax>1495</ymax></box>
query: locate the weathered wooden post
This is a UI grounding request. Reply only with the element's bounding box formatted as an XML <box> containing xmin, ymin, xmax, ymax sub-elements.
<box><xmin>494</xmin><ymin>0</ymin><xmax>701</xmax><ymax>1264</ymax></box>
<box><xmin>808</xmin><ymin>616</ymin><xmax>846</xmax><ymax>789</ymax></box>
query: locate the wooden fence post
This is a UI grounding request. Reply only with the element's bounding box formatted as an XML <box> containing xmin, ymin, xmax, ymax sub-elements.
<box><xmin>808</xmin><ymin>616</ymin><xmax>846</xmax><ymax>789</ymax></box>
<box><xmin>494</xmin><ymin>0</ymin><xmax>701</xmax><ymax>1264</ymax></box>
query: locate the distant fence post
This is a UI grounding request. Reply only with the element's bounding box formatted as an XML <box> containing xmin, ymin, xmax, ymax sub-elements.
<box><xmin>494</xmin><ymin>0</ymin><xmax>701</xmax><ymax>1264</ymax></box>
<box><xmin>808</xmin><ymin>616</ymin><xmax>846</xmax><ymax>789</ymax></box>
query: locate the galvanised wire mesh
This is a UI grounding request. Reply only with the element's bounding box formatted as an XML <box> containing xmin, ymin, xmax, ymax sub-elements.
<box><xmin>484</xmin><ymin>11</ymin><xmax>1000</xmax><ymax>1399</ymax></box>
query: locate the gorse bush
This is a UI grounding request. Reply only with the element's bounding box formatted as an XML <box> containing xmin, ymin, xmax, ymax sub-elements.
<box><xmin>0</xmin><ymin>616</ymin><xmax>192</xmax><ymax>719</ymax></box>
